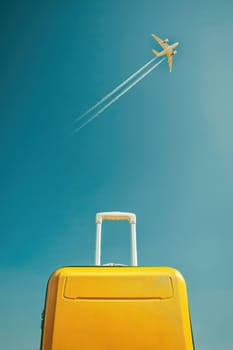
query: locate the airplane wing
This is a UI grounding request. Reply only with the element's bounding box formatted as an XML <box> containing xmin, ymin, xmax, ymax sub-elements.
<box><xmin>168</xmin><ymin>54</ymin><xmax>173</xmax><ymax>72</ymax></box>
<box><xmin>152</xmin><ymin>34</ymin><xmax>168</xmax><ymax>49</ymax></box>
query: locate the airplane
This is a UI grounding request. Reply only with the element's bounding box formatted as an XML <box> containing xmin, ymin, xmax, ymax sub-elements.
<box><xmin>152</xmin><ymin>34</ymin><xmax>179</xmax><ymax>72</ymax></box>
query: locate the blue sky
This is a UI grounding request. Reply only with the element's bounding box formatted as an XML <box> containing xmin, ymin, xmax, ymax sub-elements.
<box><xmin>1</xmin><ymin>0</ymin><xmax>233</xmax><ymax>349</ymax></box>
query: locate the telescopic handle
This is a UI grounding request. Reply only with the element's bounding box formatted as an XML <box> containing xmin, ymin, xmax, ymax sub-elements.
<box><xmin>95</xmin><ymin>212</ymin><xmax>138</xmax><ymax>266</ymax></box>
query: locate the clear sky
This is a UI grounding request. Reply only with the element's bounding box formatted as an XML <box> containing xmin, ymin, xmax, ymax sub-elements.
<box><xmin>1</xmin><ymin>0</ymin><xmax>233</xmax><ymax>349</ymax></box>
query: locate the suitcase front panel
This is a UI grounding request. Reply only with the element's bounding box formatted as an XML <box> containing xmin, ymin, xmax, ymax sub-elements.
<box><xmin>42</xmin><ymin>266</ymin><xmax>194</xmax><ymax>350</ymax></box>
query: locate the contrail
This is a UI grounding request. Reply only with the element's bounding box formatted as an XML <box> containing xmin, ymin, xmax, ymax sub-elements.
<box><xmin>74</xmin><ymin>57</ymin><xmax>157</xmax><ymax>123</ymax></box>
<box><xmin>74</xmin><ymin>57</ymin><xmax>166</xmax><ymax>133</ymax></box>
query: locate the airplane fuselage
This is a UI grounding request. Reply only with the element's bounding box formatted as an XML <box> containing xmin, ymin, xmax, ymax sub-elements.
<box><xmin>157</xmin><ymin>42</ymin><xmax>179</xmax><ymax>57</ymax></box>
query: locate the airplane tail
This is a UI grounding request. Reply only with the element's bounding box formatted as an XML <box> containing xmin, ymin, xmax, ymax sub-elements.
<box><xmin>152</xmin><ymin>49</ymin><xmax>160</xmax><ymax>57</ymax></box>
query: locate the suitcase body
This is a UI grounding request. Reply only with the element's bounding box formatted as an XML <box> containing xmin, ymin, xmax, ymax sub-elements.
<box><xmin>41</xmin><ymin>212</ymin><xmax>194</xmax><ymax>350</ymax></box>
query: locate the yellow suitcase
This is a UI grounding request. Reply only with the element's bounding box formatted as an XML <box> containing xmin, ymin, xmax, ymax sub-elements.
<box><xmin>40</xmin><ymin>212</ymin><xmax>195</xmax><ymax>350</ymax></box>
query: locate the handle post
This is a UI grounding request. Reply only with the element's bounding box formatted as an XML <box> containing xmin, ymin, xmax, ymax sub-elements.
<box><xmin>95</xmin><ymin>223</ymin><xmax>102</xmax><ymax>266</ymax></box>
<box><xmin>131</xmin><ymin>223</ymin><xmax>137</xmax><ymax>266</ymax></box>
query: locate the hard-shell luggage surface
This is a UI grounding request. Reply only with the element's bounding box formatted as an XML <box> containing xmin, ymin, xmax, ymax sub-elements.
<box><xmin>41</xmin><ymin>212</ymin><xmax>195</xmax><ymax>350</ymax></box>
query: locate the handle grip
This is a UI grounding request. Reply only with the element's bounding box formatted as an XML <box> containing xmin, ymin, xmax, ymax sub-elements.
<box><xmin>96</xmin><ymin>212</ymin><xmax>136</xmax><ymax>224</ymax></box>
<box><xmin>95</xmin><ymin>211</ymin><xmax>138</xmax><ymax>266</ymax></box>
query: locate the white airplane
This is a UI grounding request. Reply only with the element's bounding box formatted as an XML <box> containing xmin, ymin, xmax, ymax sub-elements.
<box><xmin>152</xmin><ymin>34</ymin><xmax>179</xmax><ymax>72</ymax></box>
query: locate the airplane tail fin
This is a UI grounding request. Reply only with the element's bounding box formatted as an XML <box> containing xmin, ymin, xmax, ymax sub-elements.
<box><xmin>152</xmin><ymin>49</ymin><xmax>159</xmax><ymax>57</ymax></box>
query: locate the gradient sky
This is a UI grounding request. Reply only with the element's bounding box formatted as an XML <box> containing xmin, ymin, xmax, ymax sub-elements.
<box><xmin>1</xmin><ymin>0</ymin><xmax>233</xmax><ymax>349</ymax></box>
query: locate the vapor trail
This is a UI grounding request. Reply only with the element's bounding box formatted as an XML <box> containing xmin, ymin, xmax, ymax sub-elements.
<box><xmin>74</xmin><ymin>57</ymin><xmax>157</xmax><ymax>123</ymax></box>
<box><xmin>74</xmin><ymin>57</ymin><xmax>166</xmax><ymax>133</ymax></box>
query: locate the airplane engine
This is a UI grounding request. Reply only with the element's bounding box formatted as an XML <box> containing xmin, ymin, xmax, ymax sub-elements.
<box><xmin>173</xmin><ymin>50</ymin><xmax>178</xmax><ymax>55</ymax></box>
<box><xmin>163</xmin><ymin>38</ymin><xmax>169</xmax><ymax>43</ymax></box>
